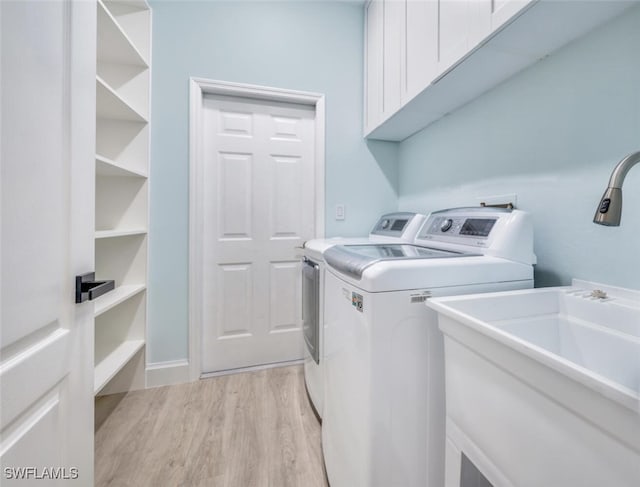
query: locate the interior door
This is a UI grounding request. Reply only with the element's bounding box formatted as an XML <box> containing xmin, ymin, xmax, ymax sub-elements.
<box><xmin>1</xmin><ymin>1</ymin><xmax>95</xmax><ymax>484</ymax></box>
<box><xmin>201</xmin><ymin>94</ymin><xmax>316</xmax><ymax>373</ymax></box>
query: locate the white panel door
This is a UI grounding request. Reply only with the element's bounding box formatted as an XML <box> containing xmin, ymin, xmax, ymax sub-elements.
<box><xmin>1</xmin><ymin>1</ymin><xmax>95</xmax><ymax>485</ymax></box>
<box><xmin>201</xmin><ymin>95</ymin><xmax>315</xmax><ymax>373</ymax></box>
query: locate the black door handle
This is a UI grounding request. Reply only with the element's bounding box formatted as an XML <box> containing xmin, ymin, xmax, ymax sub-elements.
<box><xmin>75</xmin><ymin>272</ymin><xmax>115</xmax><ymax>303</ymax></box>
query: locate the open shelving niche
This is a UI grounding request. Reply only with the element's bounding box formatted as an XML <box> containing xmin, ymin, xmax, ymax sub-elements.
<box><xmin>94</xmin><ymin>0</ymin><xmax>150</xmax><ymax>396</ymax></box>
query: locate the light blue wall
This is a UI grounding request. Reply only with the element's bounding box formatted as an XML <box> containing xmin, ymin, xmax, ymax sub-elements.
<box><xmin>398</xmin><ymin>6</ymin><xmax>640</xmax><ymax>289</ymax></box>
<box><xmin>148</xmin><ymin>1</ymin><xmax>398</xmax><ymax>363</ymax></box>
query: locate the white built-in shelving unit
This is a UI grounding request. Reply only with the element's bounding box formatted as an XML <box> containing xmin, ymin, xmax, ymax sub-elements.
<box><xmin>94</xmin><ymin>0</ymin><xmax>150</xmax><ymax>396</ymax></box>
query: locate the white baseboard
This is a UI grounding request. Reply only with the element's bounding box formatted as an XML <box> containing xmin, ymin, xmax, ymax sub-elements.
<box><xmin>199</xmin><ymin>358</ymin><xmax>304</xmax><ymax>379</ymax></box>
<box><xmin>146</xmin><ymin>359</ymin><xmax>191</xmax><ymax>388</ymax></box>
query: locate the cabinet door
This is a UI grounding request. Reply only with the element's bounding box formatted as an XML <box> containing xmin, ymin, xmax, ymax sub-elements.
<box><xmin>437</xmin><ymin>0</ymin><xmax>490</xmax><ymax>77</ymax></box>
<box><xmin>490</xmin><ymin>0</ymin><xmax>531</xmax><ymax>31</ymax></box>
<box><xmin>402</xmin><ymin>0</ymin><xmax>438</xmax><ymax>104</ymax></box>
<box><xmin>382</xmin><ymin>0</ymin><xmax>403</xmax><ymax>118</ymax></box>
<box><xmin>364</xmin><ymin>0</ymin><xmax>383</xmax><ymax>133</ymax></box>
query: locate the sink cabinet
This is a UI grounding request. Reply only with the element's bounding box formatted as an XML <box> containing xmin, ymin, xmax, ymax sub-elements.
<box><xmin>428</xmin><ymin>280</ymin><xmax>640</xmax><ymax>487</ymax></box>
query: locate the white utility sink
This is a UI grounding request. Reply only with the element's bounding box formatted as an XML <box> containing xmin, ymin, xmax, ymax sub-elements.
<box><xmin>428</xmin><ymin>279</ymin><xmax>640</xmax><ymax>487</ymax></box>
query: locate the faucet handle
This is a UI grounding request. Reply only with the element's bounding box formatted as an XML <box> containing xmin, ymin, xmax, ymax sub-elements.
<box><xmin>590</xmin><ymin>289</ymin><xmax>607</xmax><ymax>299</ymax></box>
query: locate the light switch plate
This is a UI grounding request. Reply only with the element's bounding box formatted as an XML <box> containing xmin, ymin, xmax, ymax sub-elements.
<box><xmin>335</xmin><ymin>204</ymin><xmax>345</xmax><ymax>221</ymax></box>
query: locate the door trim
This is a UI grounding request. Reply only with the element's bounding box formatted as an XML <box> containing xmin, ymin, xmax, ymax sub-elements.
<box><xmin>188</xmin><ymin>78</ymin><xmax>325</xmax><ymax>381</ymax></box>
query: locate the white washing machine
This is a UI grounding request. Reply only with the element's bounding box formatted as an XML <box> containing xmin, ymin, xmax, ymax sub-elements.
<box><xmin>302</xmin><ymin>212</ymin><xmax>426</xmax><ymax>418</ymax></box>
<box><xmin>321</xmin><ymin>207</ymin><xmax>537</xmax><ymax>487</ymax></box>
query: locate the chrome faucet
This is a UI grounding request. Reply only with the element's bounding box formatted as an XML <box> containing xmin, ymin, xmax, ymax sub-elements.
<box><xmin>593</xmin><ymin>151</ymin><xmax>640</xmax><ymax>226</ymax></box>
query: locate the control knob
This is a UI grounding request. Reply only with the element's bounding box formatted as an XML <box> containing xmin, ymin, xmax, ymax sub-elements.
<box><xmin>381</xmin><ymin>219</ymin><xmax>390</xmax><ymax>229</ymax></box>
<box><xmin>440</xmin><ymin>219</ymin><xmax>453</xmax><ymax>232</ymax></box>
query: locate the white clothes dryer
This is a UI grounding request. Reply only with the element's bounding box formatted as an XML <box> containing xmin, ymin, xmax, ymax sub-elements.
<box><xmin>321</xmin><ymin>207</ymin><xmax>537</xmax><ymax>487</ymax></box>
<box><xmin>302</xmin><ymin>212</ymin><xmax>427</xmax><ymax>418</ymax></box>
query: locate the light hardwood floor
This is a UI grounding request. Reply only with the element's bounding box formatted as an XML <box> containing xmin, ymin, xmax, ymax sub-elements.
<box><xmin>95</xmin><ymin>365</ymin><xmax>327</xmax><ymax>487</ymax></box>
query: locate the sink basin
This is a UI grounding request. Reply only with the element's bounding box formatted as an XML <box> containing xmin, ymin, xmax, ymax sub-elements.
<box><xmin>433</xmin><ymin>279</ymin><xmax>640</xmax><ymax>406</ymax></box>
<box><xmin>428</xmin><ymin>279</ymin><xmax>640</xmax><ymax>487</ymax></box>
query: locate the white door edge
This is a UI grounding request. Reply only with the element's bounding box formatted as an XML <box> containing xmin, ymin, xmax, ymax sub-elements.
<box><xmin>1</xmin><ymin>0</ymin><xmax>95</xmax><ymax>479</ymax></box>
<box><xmin>188</xmin><ymin>78</ymin><xmax>325</xmax><ymax>382</ymax></box>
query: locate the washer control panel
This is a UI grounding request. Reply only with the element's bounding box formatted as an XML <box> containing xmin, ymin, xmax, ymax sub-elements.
<box><xmin>415</xmin><ymin>207</ymin><xmax>535</xmax><ymax>264</ymax></box>
<box><xmin>423</xmin><ymin>216</ymin><xmax>496</xmax><ymax>238</ymax></box>
<box><xmin>416</xmin><ymin>208</ymin><xmax>509</xmax><ymax>248</ymax></box>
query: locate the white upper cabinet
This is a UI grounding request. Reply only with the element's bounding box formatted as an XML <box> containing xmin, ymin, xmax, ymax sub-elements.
<box><xmin>365</xmin><ymin>0</ymin><xmax>496</xmax><ymax>137</ymax></box>
<box><xmin>364</xmin><ymin>0</ymin><xmax>637</xmax><ymax>140</ymax></box>
<box><xmin>402</xmin><ymin>0</ymin><xmax>438</xmax><ymax>104</ymax></box>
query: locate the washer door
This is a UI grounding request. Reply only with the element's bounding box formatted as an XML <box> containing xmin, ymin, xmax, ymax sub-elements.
<box><xmin>302</xmin><ymin>258</ymin><xmax>320</xmax><ymax>364</ymax></box>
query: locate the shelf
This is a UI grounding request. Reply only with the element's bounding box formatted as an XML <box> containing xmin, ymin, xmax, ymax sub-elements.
<box><xmin>94</xmin><ymin>339</ymin><xmax>145</xmax><ymax>394</ymax></box>
<box><xmin>97</xmin><ymin>0</ymin><xmax>148</xmax><ymax>67</ymax></box>
<box><xmin>96</xmin><ymin>154</ymin><xmax>147</xmax><ymax>178</ymax></box>
<box><xmin>94</xmin><ymin>0</ymin><xmax>150</xmax><ymax>396</ymax></box>
<box><xmin>95</xmin><ymin>176</ymin><xmax>147</xmax><ymax>234</ymax></box>
<box><xmin>95</xmin><ymin>229</ymin><xmax>147</xmax><ymax>239</ymax></box>
<box><xmin>102</xmin><ymin>0</ymin><xmax>151</xmax><ymax>62</ymax></box>
<box><xmin>96</xmin><ymin>121</ymin><xmax>149</xmax><ymax>173</ymax></box>
<box><xmin>94</xmin><ymin>284</ymin><xmax>146</xmax><ymax>317</ymax></box>
<box><xmin>95</xmin><ymin>234</ymin><xmax>146</xmax><ymax>287</ymax></box>
<box><xmin>96</xmin><ymin>76</ymin><xmax>148</xmax><ymax>123</ymax></box>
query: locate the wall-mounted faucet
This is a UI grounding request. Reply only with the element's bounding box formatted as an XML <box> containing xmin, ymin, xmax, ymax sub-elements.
<box><xmin>593</xmin><ymin>151</ymin><xmax>640</xmax><ymax>226</ymax></box>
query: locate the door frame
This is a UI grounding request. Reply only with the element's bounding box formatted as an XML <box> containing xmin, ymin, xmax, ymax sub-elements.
<box><xmin>188</xmin><ymin>78</ymin><xmax>325</xmax><ymax>381</ymax></box>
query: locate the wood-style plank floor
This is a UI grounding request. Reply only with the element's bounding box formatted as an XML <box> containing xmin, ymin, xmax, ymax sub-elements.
<box><xmin>95</xmin><ymin>365</ymin><xmax>327</xmax><ymax>487</ymax></box>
